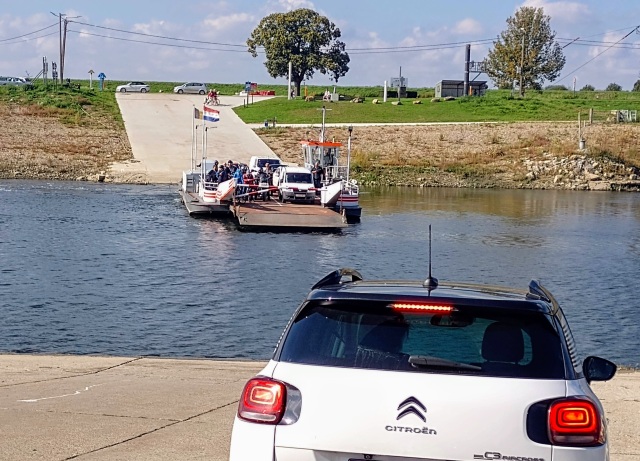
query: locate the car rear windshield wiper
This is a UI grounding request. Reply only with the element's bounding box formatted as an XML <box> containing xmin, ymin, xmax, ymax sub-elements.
<box><xmin>409</xmin><ymin>355</ymin><xmax>482</xmax><ymax>372</ymax></box>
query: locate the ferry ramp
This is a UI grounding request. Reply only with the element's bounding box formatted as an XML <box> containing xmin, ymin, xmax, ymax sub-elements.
<box><xmin>112</xmin><ymin>93</ymin><xmax>279</xmax><ymax>184</ymax></box>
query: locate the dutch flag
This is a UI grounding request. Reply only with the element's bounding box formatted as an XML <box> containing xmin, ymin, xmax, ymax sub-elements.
<box><xmin>203</xmin><ymin>105</ymin><xmax>220</xmax><ymax>122</ymax></box>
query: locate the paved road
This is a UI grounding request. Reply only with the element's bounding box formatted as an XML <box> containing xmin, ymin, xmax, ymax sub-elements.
<box><xmin>111</xmin><ymin>94</ymin><xmax>279</xmax><ymax>184</ymax></box>
<box><xmin>1</xmin><ymin>355</ymin><xmax>638</xmax><ymax>461</ymax></box>
<box><xmin>0</xmin><ymin>355</ymin><xmax>264</xmax><ymax>461</ymax></box>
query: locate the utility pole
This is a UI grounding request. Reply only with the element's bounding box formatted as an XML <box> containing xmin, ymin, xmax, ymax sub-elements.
<box><xmin>51</xmin><ymin>12</ymin><xmax>80</xmax><ymax>84</ymax></box>
<box><xmin>520</xmin><ymin>33</ymin><xmax>525</xmax><ymax>97</ymax></box>
<box><xmin>61</xmin><ymin>17</ymin><xmax>69</xmax><ymax>82</ymax></box>
<box><xmin>463</xmin><ymin>44</ymin><xmax>470</xmax><ymax>96</ymax></box>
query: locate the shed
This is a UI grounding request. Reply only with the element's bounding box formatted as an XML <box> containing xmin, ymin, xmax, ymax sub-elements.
<box><xmin>435</xmin><ymin>80</ymin><xmax>488</xmax><ymax>98</ymax></box>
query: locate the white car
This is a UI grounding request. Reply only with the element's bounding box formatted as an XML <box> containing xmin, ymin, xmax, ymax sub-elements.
<box><xmin>116</xmin><ymin>81</ymin><xmax>149</xmax><ymax>93</ymax></box>
<box><xmin>229</xmin><ymin>268</ymin><xmax>617</xmax><ymax>461</ymax></box>
<box><xmin>248</xmin><ymin>156</ymin><xmax>283</xmax><ymax>173</ymax></box>
<box><xmin>0</xmin><ymin>76</ymin><xmax>26</xmax><ymax>86</ymax></box>
<box><xmin>272</xmin><ymin>166</ymin><xmax>315</xmax><ymax>203</ymax></box>
<box><xmin>173</xmin><ymin>82</ymin><xmax>207</xmax><ymax>95</ymax></box>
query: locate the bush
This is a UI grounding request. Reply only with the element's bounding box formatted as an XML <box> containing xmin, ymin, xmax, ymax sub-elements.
<box><xmin>633</xmin><ymin>80</ymin><xmax>640</xmax><ymax>92</ymax></box>
<box><xmin>606</xmin><ymin>83</ymin><xmax>622</xmax><ymax>92</ymax></box>
<box><xmin>545</xmin><ymin>85</ymin><xmax>568</xmax><ymax>91</ymax></box>
<box><xmin>580</xmin><ymin>84</ymin><xmax>595</xmax><ymax>92</ymax></box>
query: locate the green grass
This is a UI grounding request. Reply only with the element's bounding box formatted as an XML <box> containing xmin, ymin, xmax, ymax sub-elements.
<box><xmin>0</xmin><ymin>80</ymin><xmax>123</xmax><ymax>125</ymax></box>
<box><xmin>234</xmin><ymin>89</ymin><xmax>640</xmax><ymax>124</ymax></box>
<box><xmin>3</xmin><ymin>80</ymin><xmax>640</xmax><ymax>126</ymax></box>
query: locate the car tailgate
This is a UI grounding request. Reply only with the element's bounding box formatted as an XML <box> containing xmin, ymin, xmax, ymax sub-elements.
<box><xmin>272</xmin><ymin>362</ymin><xmax>559</xmax><ymax>461</ymax></box>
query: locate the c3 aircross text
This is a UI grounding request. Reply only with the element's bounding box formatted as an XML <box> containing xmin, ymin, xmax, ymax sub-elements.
<box><xmin>229</xmin><ymin>267</ymin><xmax>617</xmax><ymax>461</ymax></box>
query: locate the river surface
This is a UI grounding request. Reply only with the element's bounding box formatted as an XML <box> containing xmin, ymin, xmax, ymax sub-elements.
<box><xmin>1</xmin><ymin>180</ymin><xmax>638</xmax><ymax>367</ymax></box>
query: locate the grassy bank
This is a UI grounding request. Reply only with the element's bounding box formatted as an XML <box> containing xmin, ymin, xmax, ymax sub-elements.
<box><xmin>4</xmin><ymin>80</ymin><xmax>640</xmax><ymax>125</ymax></box>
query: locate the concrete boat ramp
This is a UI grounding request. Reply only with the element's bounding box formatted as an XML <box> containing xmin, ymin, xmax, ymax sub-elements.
<box><xmin>1</xmin><ymin>354</ymin><xmax>638</xmax><ymax>461</ymax></box>
<box><xmin>115</xmin><ymin>93</ymin><xmax>350</xmax><ymax>230</ymax></box>
<box><xmin>112</xmin><ymin>93</ymin><xmax>277</xmax><ymax>184</ymax></box>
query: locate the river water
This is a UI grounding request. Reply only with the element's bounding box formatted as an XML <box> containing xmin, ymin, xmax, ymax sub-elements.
<box><xmin>1</xmin><ymin>180</ymin><xmax>638</xmax><ymax>367</ymax></box>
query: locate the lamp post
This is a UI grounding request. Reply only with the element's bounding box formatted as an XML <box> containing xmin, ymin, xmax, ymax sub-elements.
<box><xmin>347</xmin><ymin>125</ymin><xmax>353</xmax><ymax>183</ymax></box>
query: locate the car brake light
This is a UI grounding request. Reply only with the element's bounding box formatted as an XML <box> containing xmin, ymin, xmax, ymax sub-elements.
<box><xmin>548</xmin><ymin>397</ymin><xmax>604</xmax><ymax>446</ymax></box>
<box><xmin>391</xmin><ymin>303</ymin><xmax>453</xmax><ymax>313</ymax></box>
<box><xmin>238</xmin><ymin>377</ymin><xmax>286</xmax><ymax>424</ymax></box>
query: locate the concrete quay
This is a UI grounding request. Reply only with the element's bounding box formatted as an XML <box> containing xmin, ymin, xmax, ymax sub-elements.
<box><xmin>1</xmin><ymin>354</ymin><xmax>638</xmax><ymax>461</ymax></box>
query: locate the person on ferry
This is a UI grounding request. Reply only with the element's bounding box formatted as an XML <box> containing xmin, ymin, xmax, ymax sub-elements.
<box><xmin>311</xmin><ymin>160</ymin><xmax>324</xmax><ymax>189</ymax></box>
<box><xmin>243</xmin><ymin>166</ymin><xmax>256</xmax><ymax>201</ymax></box>
<box><xmin>216</xmin><ymin>164</ymin><xmax>229</xmax><ymax>183</ymax></box>
<box><xmin>264</xmin><ymin>163</ymin><xmax>275</xmax><ymax>197</ymax></box>
<box><xmin>206</xmin><ymin>166</ymin><xmax>217</xmax><ymax>184</ymax></box>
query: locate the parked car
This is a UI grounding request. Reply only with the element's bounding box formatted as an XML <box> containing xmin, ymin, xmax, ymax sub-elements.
<box><xmin>173</xmin><ymin>82</ymin><xmax>207</xmax><ymax>95</ymax></box>
<box><xmin>272</xmin><ymin>166</ymin><xmax>315</xmax><ymax>203</ymax></box>
<box><xmin>116</xmin><ymin>81</ymin><xmax>150</xmax><ymax>93</ymax></box>
<box><xmin>248</xmin><ymin>156</ymin><xmax>283</xmax><ymax>173</ymax></box>
<box><xmin>229</xmin><ymin>267</ymin><xmax>617</xmax><ymax>461</ymax></box>
<box><xmin>0</xmin><ymin>76</ymin><xmax>26</xmax><ymax>86</ymax></box>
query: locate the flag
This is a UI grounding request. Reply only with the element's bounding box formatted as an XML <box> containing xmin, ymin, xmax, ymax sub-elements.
<box><xmin>194</xmin><ymin>107</ymin><xmax>202</xmax><ymax>119</ymax></box>
<box><xmin>203</xmin><ymin>106</ymin><xmax>220</xmax><ymax>122</ymax></box>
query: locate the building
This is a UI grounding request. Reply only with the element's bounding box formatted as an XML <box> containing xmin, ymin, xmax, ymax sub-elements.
<box><xmin>435</xmin><ymin>80</ymin><xmax>488</xmax><ymax>98</ymax></box>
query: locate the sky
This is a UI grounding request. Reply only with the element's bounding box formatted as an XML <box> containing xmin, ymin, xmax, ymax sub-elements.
<box><xmin>1</xmin><ymin>0</ymin><xmax>639</xmax><ymax>90</ymax></box>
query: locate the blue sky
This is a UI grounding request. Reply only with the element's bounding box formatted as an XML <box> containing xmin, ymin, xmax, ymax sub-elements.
<box><xmin>1</xmin><ymin>0</ymin><xmax>638</xmax><ymax>90</ymax></box>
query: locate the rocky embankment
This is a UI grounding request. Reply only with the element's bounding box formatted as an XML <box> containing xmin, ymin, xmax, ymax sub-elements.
<box><xmin>522</xmin><ymin>154</ymin><xmax>640</xmax><ymax>191</ymax></box>
<box><xmin>0</xmin><ymin>103</ymin><xmax>132</xmax><ymax>182</ymax></box>
<box><xmin>257</xmin><ymin>123</ymin><xmax>640</xmax><ymax>191</ymax></box>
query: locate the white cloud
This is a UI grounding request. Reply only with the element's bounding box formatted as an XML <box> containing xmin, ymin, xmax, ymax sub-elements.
<box><xmin>520</xmin><ymin>0</ymin><xmax>591</xmax><ymax>24</ymax></box>
<box><xmin>275</xmin><ymin>0</ymin><xmax>315</xmax><ymax>11</ymax></box>
<box><xmin>453</xmin><ymin>18</ymin><xmax>483</xmax><ymax>35</ymax></box>
<box><xmin>203</xmin><ymin>13</ymin><xmax>254</xmax><ymax>31</ymax></box>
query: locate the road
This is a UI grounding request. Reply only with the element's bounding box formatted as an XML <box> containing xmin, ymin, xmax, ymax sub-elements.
<box><xmin>0</xmin><ymin>355</ymin><xmax>638</xmax><ymax>461</ymax></box>
<box><xmin>111</xmin><ymin>93</ymin><xmax>278</xmax><ymax>184</ymax></box>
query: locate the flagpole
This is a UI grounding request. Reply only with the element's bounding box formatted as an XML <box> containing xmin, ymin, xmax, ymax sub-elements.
<box><xmin>201</xmin><ymin>107</ymin><xmax>206</xmax><ymax>180</ymax></box>
<box><xmin>191</xmin><ymin>106</ymin><xmax>195</xmax><ymax>171</ymax></box>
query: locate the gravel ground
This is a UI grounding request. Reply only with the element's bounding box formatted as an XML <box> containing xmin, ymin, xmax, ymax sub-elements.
<box><xmin>255</xmin><ymin>122</ymin><xmax>640</xmax><ymax>189</ymax></box>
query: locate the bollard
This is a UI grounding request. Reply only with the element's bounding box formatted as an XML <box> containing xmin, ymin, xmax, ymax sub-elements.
<box><xmin>264</xmin><ymin>119</ymin><xmax>268</xmax><ymax>128</ymax></box>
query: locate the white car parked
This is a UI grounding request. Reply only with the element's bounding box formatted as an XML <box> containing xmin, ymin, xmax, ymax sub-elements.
<box><xmin>173</xmin><ymin>82</ymin><xmax>207</xmax><ymax>95</ymax></box>
<box><xmin>272</xmin><ymin>166</ymin><xmax>315</xmax><ymax>203</ymax></box>
<box><xmin>115</xmin><ymin>81</ymin><xmax>150</xmax><ymax>93</ymax></box>
<box><xmin>229</xmin><ymin>268</ymin><xmax>617</xmax><ymax>461</ymax></box>
<box><xmin>248</xmin><ymin>156</ymin><xmax>283</xmax><ymax>173</ymax></box>
<box><xmin>0</xmin><ymin>76</ymin><xmax>26</xmax><ymax>86</ymax></box>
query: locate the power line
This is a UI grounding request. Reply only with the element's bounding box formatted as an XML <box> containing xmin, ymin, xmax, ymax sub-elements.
<box><xmin>346</xmin><ymin>38</ymin><xmax>495</xmax><ymax>51</ymax></box>
<box><xmin>69</xmin><ymin>19</ymin><xmax>246</xmax><ymax>49</ymax></box>
<box><xmin>67</xmin><ymin>29</ymin><xmax>249</xmax><ymax>53</ymax></box>
<box><xmin>0</xmin><ymin>31</ymin><xmax>58</xmax><ymax>46</ymax></box>
<box><xmin>556</xmin><ymin>26</ymin><xmax>640</xmax><ymax>84</ymax></box>
<box><xmin>0</xmin><ymin>22</ymin><xmax>58</xmax><ymax>42</ymax></box>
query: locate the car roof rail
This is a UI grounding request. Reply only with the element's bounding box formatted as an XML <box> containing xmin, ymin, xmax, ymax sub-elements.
<box><xmin>527</xmin><ymin>280</ymin><xmax>551</xmax><ymax>302</ymax></box>
<box><xmin>311</xmin><ymin>268</ymin><xmax>363</xmax><ymax>290</ymax></box>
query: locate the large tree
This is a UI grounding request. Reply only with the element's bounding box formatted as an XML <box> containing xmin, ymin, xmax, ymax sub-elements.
<box><xmin>247</xmin><ymin>8</ymin><xmax>349</xmax><ymax>96</ymax></box>
<box><xmin>485</xmin><ymin>7</ymin><xmax>565</xmax><ymax>95</ymax></box>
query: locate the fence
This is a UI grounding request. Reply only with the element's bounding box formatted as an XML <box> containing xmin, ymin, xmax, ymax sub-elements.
<box><xmin>579</xmin><ymin>109</ymin><xmax>638</xmax><ymax>124</ymax></box>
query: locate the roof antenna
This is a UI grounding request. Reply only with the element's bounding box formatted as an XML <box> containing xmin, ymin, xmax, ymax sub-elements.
<box><xmin>423</xmin><ymin>225</ymin><xmax>439</xmax><ymax>292</ymax></box>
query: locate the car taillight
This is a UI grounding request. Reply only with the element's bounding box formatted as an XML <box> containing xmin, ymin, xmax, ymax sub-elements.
<box><xmin>238</xmin><ymin>377</ymin><xmax>286</xmax><ymax>424</ymax></box>
<box><xmin>548</xmin><ymin>397</ymin><xmax>604</xmax><ymax>446</ymax></box>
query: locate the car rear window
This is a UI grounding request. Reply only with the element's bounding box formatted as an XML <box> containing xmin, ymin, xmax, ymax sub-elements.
<box><xmin>286</xmin><ymin>173</ymin><xmax>312</xmax><ymax>184</ymax></box>
<box><xmin>257</xmin><ymin>159</ymin><xmax>281</xmax><ymax>168</ymax></box>
<box><xmin>278</xmin><ymin>301</ymin><xmax>566</xmax><ymax>379</ymax></box>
